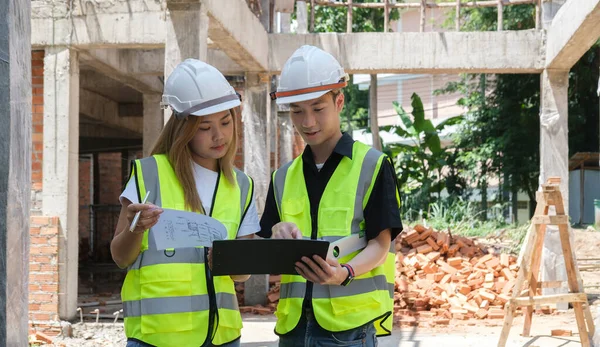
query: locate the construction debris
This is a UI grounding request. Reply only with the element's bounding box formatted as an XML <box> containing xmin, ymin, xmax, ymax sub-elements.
<box><xmin>391</xmin><ymin>225</ymin><xmax>523</xmax><ymax>325</ymax></box>
<box><xmin>245</xmin><ymin>225</ymin><xmax>541</xmax><ymax>326</ymax></box>
<box><xmin>551</xmin><ymin>329</ymin><xmax>573</xmax><ymax>337</ymax></box>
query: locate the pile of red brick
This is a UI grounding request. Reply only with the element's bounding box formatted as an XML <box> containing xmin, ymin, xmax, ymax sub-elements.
<box><xmin>237</xmin><ymin>225</ymin><xmax>543</xmax><ymax>326</ymax></box>
<box><xmin>393</xmin><ymin>225</ymin><xmax>521</xmax><ymax>326</ymax></box>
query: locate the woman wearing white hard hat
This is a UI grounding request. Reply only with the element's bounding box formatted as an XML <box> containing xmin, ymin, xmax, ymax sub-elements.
<box><xmin>111</xmin><ymin>59</ymin><xmax>259</xmax><ymax>347</ymax></box>
<box><xmin>260</xmin><ymin>45</ymin><xmax>403</xmax><ymax>346</ymax></box>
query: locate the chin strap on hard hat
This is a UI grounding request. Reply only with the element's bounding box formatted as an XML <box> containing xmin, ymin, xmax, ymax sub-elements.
<box><xmin>269</xmin><ymin>80</ymin><xmax>348</xmax><ymax>101</ymax></box>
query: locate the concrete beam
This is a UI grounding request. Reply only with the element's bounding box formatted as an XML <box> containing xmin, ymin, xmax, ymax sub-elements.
<box><xmin>110</xmin><ymin>48</ymin><xmax>245</xmax><ymax>76</ymax></box>
<box><xmin>79</xmin><ymin>121</ymin><xmax>141</xmax><ymax>140</ymax></box>
<box><xmin>203</xmin><ymin>0</ymin><xmax>269</xmax><ymax>72</ymax></box>
<box><xmin>80</xmin><ymin>89</ymin><xmax>143</xmax><ymax>134</ymax></box>
<box><xmin>79</xmin><ymin>50</ymin><xmax>163</xmax><ymax>94</ymax></box>
<box><xmin>32</xmin><ymin>12</ymin><xmax>166</xmax><ymax>49</ymax></box>
<box><xmin>269</xmin><ymin>31</ymin><xmax>546</xmax><ymax>74</ymax></box>
<box><xmin>545</xmin><ymin>0</ymin><xmax>600</xmax><ymax>70</ymax></box>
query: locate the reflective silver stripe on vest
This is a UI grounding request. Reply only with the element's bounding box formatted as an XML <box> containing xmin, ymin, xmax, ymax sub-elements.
<box><xmin>128</xmin><ymin>248</ymin><xmax>205</xmax><ymax>271</ymax></box>
<box><xmin>123</xmin><ymin>293</ymin><xmax>238</xmax><ymax>317</ymax></box>
<box><xmin>279</xmin><ymin>275</ymin><xmax>393</xmax><ymax>300</ymax></box>
<box><xmin>234</xmin><ymin>168</ymin><xmax>251</xmax><ymax>215</ymax></box>
<box><xmin>139</xmin><ymin>156</ymin><xmax>162</xmax><ymax>208</ymax></box>
<box><xmin>139</xmin><ymin>157</ymin><xmax>162</xmax><ymax>251</ymax></box>
<box><xmin>351</xmin><ymin>148</ymin><xmax>383</xmax><ymax>234</ymax></box>
<box><xmin>273</xmin><ymin>161</ymin><xmax>294</xmax><ymax>212</ymax></box>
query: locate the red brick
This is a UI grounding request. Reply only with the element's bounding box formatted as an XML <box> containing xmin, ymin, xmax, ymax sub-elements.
<box><xmin>40</xmin><ymin>284</ymin><xmax>58</xmax><ymax>292</ymax></box>
<box><xmin>32</xmin><ymin>76</ymin><xmax>43</xmax><ymax>85</ymax></box>
<box><xmin>32</xmin><ymin>95</ymin><xmax>43</xmax><ymax>104</ymax></box>
<box><xmin>34</xmin><ymin>273</ymin><xmax>58</xmax><ymax>283</ymax></box>
<box><xmin>30</xmin><ymin>246</ymin><xmax>58</xmax><ymax>255</ymax></box>
<box><xmin>32</xmin><ymin>51</ymin><xmax>45</xmax><ymax>60</ymax></box>
<box><xmin>30</xmin><ymin>256</ymin><xmax>52</xmax><ymax>264</ymax></box>
<box><xmin>30</xmin><ymin>293</ymin><xmax>54</xmax><ymax>303</ymax></box>
<box><xmin>32</xmin><ymin>59</ymin><xmax>44</xmax><ymax>67</ymax></box>
<box><xmin>32</xmin><ymin>67</ymin><xmax>44</xmax><ymax>77</ymax></box>
<box><xmin>31</xmin><ymin>313</ymin><xmax>51</xmax><ymax>321</ymax></box>
<box><xmin>39</xmin><ymin>304</ymin><xmax>58</xmax><ymax>313</ymax></box>
<box><xmin>33</xmin><ymin>105</ymin><xmax>44</xmax><ymax>114</ymax></box>
<box><xmin>40</xmin><ymin>263</ymin><xmax>57</xmax><ymax>272</ymax></box>
<box><xmin>40</xmin><ymin>226</ymin><xmax>59</xmax><ymax>235</ymax></box>
<box><xmin>32</xmin><ymin>171</ymin><xmax>42</xmax><ymax>183</ymax></box>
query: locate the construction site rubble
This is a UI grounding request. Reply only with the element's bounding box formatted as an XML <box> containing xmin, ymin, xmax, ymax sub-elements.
<box><xmin>240</xmin><ymin>225</ymin><xmax>559</xmax><ymax>327</ymax></box>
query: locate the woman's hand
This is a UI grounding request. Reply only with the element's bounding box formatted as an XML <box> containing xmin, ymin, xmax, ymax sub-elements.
<box><xmin>126</xmin><ymin>203</ymin><xmax>163</xmax><ymax>234</ymax></box>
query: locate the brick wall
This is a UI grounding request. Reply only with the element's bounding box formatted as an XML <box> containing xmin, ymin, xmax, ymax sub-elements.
<box><xmin>94</xmin><ymin>152</ymin><xmax>125</xmax><ymax>263</ymax></box>
<box><xmin>31</xmin><ymin>50</ymin><xmax>44</xmax><ymax>216</ymax></box>
<box><xmin>79</xmin><ymin>156</ymin><xmax>92</xmax><ymax>263</ymax></box>
<box><xmin>29</xmin><ymin>216</ymin><xmax>61</xmax><ymax>336</ymax></box>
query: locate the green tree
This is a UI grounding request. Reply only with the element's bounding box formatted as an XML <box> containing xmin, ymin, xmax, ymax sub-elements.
<box><xmin>440</xmin><ymin>4</ymin><xmax>600</xmax><ymax>221</ymax></box>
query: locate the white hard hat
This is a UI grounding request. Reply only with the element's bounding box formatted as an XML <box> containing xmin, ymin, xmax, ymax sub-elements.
<box><xmin>271</xmin><ymin>45</ymin><xmax>347</xmax><ymax>105</ymax></box>
<box><xmin>161</xmin><ymin>59</ymin><xmax>241</xmax><ymax>119</ymax></box>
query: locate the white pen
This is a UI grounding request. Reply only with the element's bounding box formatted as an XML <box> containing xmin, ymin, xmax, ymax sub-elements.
<box><xmin>129</xmin><ymin>190</ymin><xmax>151</xmax><ymax>233</ymax></box>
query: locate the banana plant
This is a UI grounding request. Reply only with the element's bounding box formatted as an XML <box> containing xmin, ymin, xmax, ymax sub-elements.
<box><xmin>382</xmin><ymin>93</ymin><xmax>463</xmax><ymax>214</ymax></box>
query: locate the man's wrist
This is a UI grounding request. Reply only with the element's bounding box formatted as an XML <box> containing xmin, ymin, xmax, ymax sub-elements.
<box><xmin>340</xmin><ymin>264</ymin><xmax>355</xmax><ymax>286</ymax></box>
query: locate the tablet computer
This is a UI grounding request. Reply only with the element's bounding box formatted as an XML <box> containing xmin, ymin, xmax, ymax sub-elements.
<box><xmin>211</xmin><ymin>239</ymin><xmax>330</xmax><ymax>276</ymax></box>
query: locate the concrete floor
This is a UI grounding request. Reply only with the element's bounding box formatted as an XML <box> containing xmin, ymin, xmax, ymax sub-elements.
<box><xmin>239</xmin><ymin>314</ymin><xmax>585</xmax><ymax>347</ymax></box>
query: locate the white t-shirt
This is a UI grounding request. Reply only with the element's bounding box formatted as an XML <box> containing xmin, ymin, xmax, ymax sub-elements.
<box><xmin>119</xmin><ymin>161</ymin><xmax>260</xmax><ymax>238</ymax></box>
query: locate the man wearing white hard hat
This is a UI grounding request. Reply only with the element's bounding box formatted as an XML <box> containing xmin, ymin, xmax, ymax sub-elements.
<box><xmin>258</xmin><ymin>45</ymin><xmax>403</xmax><ymax>346</ymax></box>
<box><xmin>112</xmin><ymin>59</ymin><xmax>260</xmax><ymax>347</ymax></box>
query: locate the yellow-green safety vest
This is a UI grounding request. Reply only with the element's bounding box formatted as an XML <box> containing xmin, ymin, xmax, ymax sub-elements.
<box><xmin>272</xmin><ymin>141</ymin><xmax>398</xmax><ymax>336</ymax></box>
<box><xmin>121</xmin><ymin>154</ymin><xmax>253</xmax><ymax>346</ymax></box>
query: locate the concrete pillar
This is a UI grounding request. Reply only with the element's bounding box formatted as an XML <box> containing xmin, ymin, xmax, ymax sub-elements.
<box><xmin>539</xmin><ymin>69</ymin><xmax>570</xmax><ymax>308</ymax></box>
<box><xmin>279</xmin><ymin>13</ymin><xmax>292</xmax><ymax>33</ymax></box>
<box><xmin>369</xmin><ymin>74</ymin><xmax>382</xmax><ymax>150</ymax></box>
<box><xmin>243</xmin><ymin>73</ymin><xmax>270</xmax><ymax>306</ymax></box>
<box><xmin>0</xmin><ymin>0</ymin><xmax>31</xmax><ymax>343</ymax></box>
<box><xmin>163</xmin><ymin>3</ymin><xmax>209</xmax><ymax>124</ymax></box>
<box><xmin>43</xmin><ymin>47</ymin><xmax>80</xmax><ymax>320</ymax></box>
<box><xmin>278</xmin><ymin>111</ymin><xmax>294</xmax><ymax>165</ymax></box>
<box><xmin>296</xmin><ymin>1</ymin><xmax>308</xmax><ymax>34</ymax></box>
<box><xmin>143</xmin><ymin>94</ymin><xmax>163</xmax><ymax>156</ymax></box>
<box><xmin>542</xmin><ymin>0</ymin><xmax>567</xmax><ymax>29</ymax></box>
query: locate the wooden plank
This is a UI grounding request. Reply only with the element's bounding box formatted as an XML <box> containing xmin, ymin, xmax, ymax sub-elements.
<box><xmin>537</xmin><ymin>281</ymin><xmax>563</xmax><ymax>289</ymax></box>
<box><xmin>523</xmin><ymin>197</ymin><xmax>549</xmax><ymax>337</ymax></box>
<box><xmin>531</xmin><ymin>215</ymin><xmax>569</xmax><ymax>225</ymax></box>
<box><xmin>512</xmin><ymin>293</ymin><xmax>588</xmax><ymax>306</ymax></box>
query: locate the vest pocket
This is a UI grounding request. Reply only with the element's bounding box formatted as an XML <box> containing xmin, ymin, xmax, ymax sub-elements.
<box><xmin>328</xmin><ymin>279</ymin><xmax>381</xmax><ymax>316</ymax></box>
<box><xmin>319</xmin><ymin>208</ymin><xmax>351</xmax><ymax>235</ymax></box>
<box><xmin>139</xmin><ymin>264</ymin><xmax>194</xmax><ymax>334</ymax></box>
<box><xmin>281</xmin><ymin>198</ymin><xmax>308</xmax><ymax>228</ymax></box>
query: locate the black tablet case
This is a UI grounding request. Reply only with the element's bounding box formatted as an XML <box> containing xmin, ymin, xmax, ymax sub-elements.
<box><xmin>211</xmin><ymin>239</ymin><xmax>330</xmax><ymax>275</ymax></box>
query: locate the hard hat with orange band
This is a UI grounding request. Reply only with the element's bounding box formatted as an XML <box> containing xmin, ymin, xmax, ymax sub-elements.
<box><xmin>270</xmin><ymin>45</ymin><xmax>348</xmax><ymax>105</ymax></box>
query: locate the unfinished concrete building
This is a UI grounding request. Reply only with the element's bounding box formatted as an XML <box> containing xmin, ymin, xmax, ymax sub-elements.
<box><xmin>12</xmin><ymin>0</ymin><xmax>599</xmax><ymax>337</ymax></box>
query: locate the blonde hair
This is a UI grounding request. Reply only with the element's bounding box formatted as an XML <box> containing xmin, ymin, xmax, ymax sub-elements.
<box><xmin>151</xmin><ymin>108</ymin><xmax>239</xmax><ymax>213</ymax></box>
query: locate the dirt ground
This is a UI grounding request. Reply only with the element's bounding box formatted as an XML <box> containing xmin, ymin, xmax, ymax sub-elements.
<box><xmin>37</xmin><ymin>228</ymin><xmax>600</xmax><ymax>347</ymax></box>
